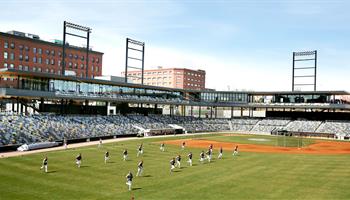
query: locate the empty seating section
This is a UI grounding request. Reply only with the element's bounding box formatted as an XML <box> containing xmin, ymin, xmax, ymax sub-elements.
<box><xmin>1</xmin><ymin>114</ymin><xmax>350</xmax><ymax>146</ymax></box>
<box><xmin>230</xmin><ymin>118</ymin><xmax>259</xmax><ymax>131</ymax></box>
<box><xmin>251</xmin><ymin>119</ymin><xmax>290</xmax><ymax>133</ymax></box>
<box><xmin>286</xmin><ymin>120</ymin><xmax>322</xmax><ymax>132</ymax></box>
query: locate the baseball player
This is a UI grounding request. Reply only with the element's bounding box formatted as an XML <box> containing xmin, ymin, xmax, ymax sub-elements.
<box><xmin>187</xmin><ymin>152</ymin><xmax>193</xmax><ymax>166</ymax></box>
<box><xmin>136</xmin><ymin>160</ymin><xmax>144</xmax><ymax>177</ymax></box>
<box><xmin>181</xmin><ymin>141</ymin><xmax>186</xmax><ymax>150</ymax></box>
<box><xmin>123</xmin><ymin>149</ymin><xmax>128</xmax><ymax>161</ymax></box>
<box><xmin>199</xmin><ymin>151</ymin><xmax>205</xmax><ymax>163</ymax></box>
<box><xmin>137</xmin><ymin>143</ymin><xmax>143</xmax><ymax>157</ymax></box>
<box><xmin>170</xmin><ymin>158</ymin><xmax>176</xmax><ymax>172</ymax></box>
<box><xmin>40</xmin><ymin>156</ymin><xmax>48</xmax><ymax>173</ymax></box>
<box><xmin>98</xmin><ymin>138</ymin><xmax>102</xmax><ymax>148</ymax></box>
<box><xmin>160</xmin><ymin>143</ymin><xmax>165</xmax><ymax>152</ymax></box>
<box><xmin>206</xmin><ymin>149</ymin><xmax>212</xmax><ymax>163</ymax></box>
<box><xmin>209</xmin><ymin>144</ymin><xmax>213</xmax><ymax>154</ymax></box>
<box><xmin>126</xmin><ymin>171</ymin><xmax>133</xmax><ymax>191</ymax></box>
<box><xmin>63</xmin><ymin>138</ymin><xmax>67</xmax><ymax>150</ymax></box>
<box><xmin>104</xmin><ymin>151</ymin><xmax>110</xmax><ymax>164</ymax></box>
<box><xmin>76</xmin><ymin>153</ymin><xmax>82</xmax><ymax>168</ymax></box>
<box><xmin>218</xmin><ymin>147</ymin><xmax>223</xmax><ymax>159</ymax></box>
<box><xmin>233</xmin><ymin>145</ymin><xmax>239</xmax><ymax>156</ymax></box>
<box><xmin>176</xmin><ymin>155</ymin><xmax>181</xmax><ymax>168</ymax></box>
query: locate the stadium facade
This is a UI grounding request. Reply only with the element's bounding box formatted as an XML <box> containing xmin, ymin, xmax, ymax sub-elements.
<box><xmin>0</xmin><ymin>68</ymin><xmax>349</xmax><ymax>120</ymax></box>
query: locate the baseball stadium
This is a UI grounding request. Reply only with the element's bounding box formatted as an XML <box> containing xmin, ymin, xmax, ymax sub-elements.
<box><xmin>1</xmin><ymin>8</ymin><xmax>350</xmax><ymax>198</ymax></box>
<box><xmin>0</xmin><ymin>65</ymin><xmax>350</xmax><ymax>199</ymax></box>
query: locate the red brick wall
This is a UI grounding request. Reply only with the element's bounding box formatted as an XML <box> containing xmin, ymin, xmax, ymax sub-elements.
<box><xmin>0</xmin><ymin>33</ymin><xmax>103</xmax><ymax>87</ymax></box>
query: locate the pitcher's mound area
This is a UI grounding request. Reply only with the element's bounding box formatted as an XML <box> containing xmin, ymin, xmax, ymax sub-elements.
<box><xmin>162</xmin><ymin>138</ymin><xmax>350</xmax><ymax>155</ymax></box>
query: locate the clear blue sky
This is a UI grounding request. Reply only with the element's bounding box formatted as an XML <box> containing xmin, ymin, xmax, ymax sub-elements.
<box><xmin>1</xmin><ymin>0</ymin><xmax>350</xmax><ymax>91</ymax></box>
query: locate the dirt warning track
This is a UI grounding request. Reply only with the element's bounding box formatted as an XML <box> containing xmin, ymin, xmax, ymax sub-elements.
<box><xmin>162</xmin><ymin>139</ymin><xmax>350</xmax><ymax>155</ymax></box>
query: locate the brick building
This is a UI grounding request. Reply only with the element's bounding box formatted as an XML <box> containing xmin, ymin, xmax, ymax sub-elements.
<box><xmin>0</xmin><ymin>31</ymin><xmax>103</xmax><ymax>87</ymax></box>
<box><xmin>122</xmin><ymin>67</ymin><xmax>206</xmax><ymax>90</ymax></box>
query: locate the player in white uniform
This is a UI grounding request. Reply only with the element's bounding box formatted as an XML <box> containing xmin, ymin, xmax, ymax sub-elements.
<box><xmin>137</xmin><ymin>143</ymin><xmax>143</xmax><ymax>157</ymax></box>
<box><xmin>181</xmin><ymin>141</ymin><xmax>186</xmax><ymax>150</ymax></box>
<box><xmin>126</xmin><ymin>171</ymin><xmax>133</xmax><ymax>191</ymax></box>
<box><xmin>123</xmin><ymin>149</ymin><xmax>128</xmax><ymax>161</ymax></box>
<box><xmin>233</xmin><ymin>145</ymin><xmax>239</xmax><ymax>156</ymax></box>
<box><xmin>76</xmin><ymin>153</ymin><xmax>82</xmax><ymax>168</ymax></box>
<box><xmin>98</xmin><ymin>138</ymin><xmax>102</xmax><ymax>148</ymax></box>
<box><xmin>104</xmin><ymin>151</ymin><xmax>110</xmax><ymax>164</ymax></box>
<box><xmin>136</xmin><ymin>160</ymin><xmax>144</xmax><ymax>177</ymax></box>
<box><xmin>218</xmin><ymin>147</ymin><xmax>223</xmax><ymax>159</ymax></box>
<box><xmin>199</xmin><ymin>151</ymin><xmax>205</xmax><ymax>163</ymax></box>
<box><xmin>40</xmin><ymin>156</ymin><xmax>48</xmax><ymax>173</ymax></box>
<box><xmin>170</xmin><ymin>158</ymin><xmax>176</xmax><ymax>173</ymax></box>
<box><xmin>63</xmin><ymin>138</ymin><xmax>67</xmax><ymax>150</ymax></box>
<box><xmin>160</xmin><ymin>143</ymin><xmax>165</xmax><ymax>152</ymax></box>
<box><xmin>187</xmin><ymin>152</ymin><xmax>193</xmax><ymax>166</ymax></box>
<box><xmin>206</xmin><ymin>149</ymin><xmax>212</xmax><ymax>163</ymax></box>
<box><xmin>176</xmin><ymin>155</ymin><xmax>181</xmax><ymax>168</ymax></box>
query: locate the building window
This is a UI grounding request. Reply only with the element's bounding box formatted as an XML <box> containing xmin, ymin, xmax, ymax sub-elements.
<box><xmin>51</xmin><ymin>50</ymin><xmax>55</xmax><ymax>56</ymax></box>
<box><xmin>18</xmin><ymin>65</ymin><xmax>23</xmax><ymax>70</ymax></box>
<box><xmin>81</xmin><ymin>56</ymin><xmax>85</xmax><ymax>61</ymax></box>
<box><xmin>58</xmin><ymin>51</ymin><xmax>61</xmax><ymax>57</ymax></box>
<box><xmin>69</xmin><ymin>53</ymin><xmax>73</xmax><ymax>59</ymax></box>
<box><xmin>51</xmin><ymin>59</ymin><xmax>55</xmax><ymax>65</ymax></box>
<box><xmin>25</xmin><ymin>46</ymin><xmax>29</xmax><ymax>51</ymax></box>
<box><xmin>38</xmin><ymin>57</ymin><xmax>42</xmax><ymax>64</ymax></box>
<box><xmin>25</xmin><ymin>55</ymin><xmax>29</xmax><ymax>62</ymax></box>
<box><xmin>3</xmin><ymin>63</ymin><xmax>8</xmax><ymax>68</ymax></box>
<box><xmin>33</xmin><ymin>57</ymin><xmax>37</xmax><ymax>63</ymax></box>
<box><xmin>69</xmin><ymin>62</ymin><xmax>72</xmax><ymax>68</ymax></box>
<box><xmin>45</xmin><ymin>59</ymin><xmax>49</xmax><ymax>65</ymax></box>
<box><xmin>10</xmin><ymin>43</ymin><xmax>15</xmax><ymax>49</ymax></box>
<box><xmin>33</xmin><ymin>67</ymin><xmax>36</xmax><ymax>72</ymax></box>
<box><xmin>96</xmin><ymin>58</ymin><xmax>99</xmax><ymax>63</ymax></box>
<box><xmin>10</xmin><ymin>52</ymin><xmax>15</xmax><ymax>60</ymax></box>
<box><xmin>58</xmin><ymin>60</ymin><xmax>61</xmax><ymax>66</ymax></box>
<box><xmin>91</xmin><ymin>65</ymin><xmax>94</xmax><ymax>71</ymax></box>
<box><xmin>19</xmin><ymin>45</ymin><xmax>23</xmax><ymax>50</ymax></box>
<box><xmin>74</xmin><ymin>63</ymin><xmax>78</xmax><ymax>69</ymax></box>
<box><xmin>4</xmin><ymin>52</ymin><xmax>8</xmax><ymax>59</ymax></box>
<box><xmin>38</xmin><ymin>67</ymin><xmax>41</xmax><ymax>72</ymax></box>
<box><xmin>33</xmin><ymin>48</ymin><xmax>37</xmax><ymax>54</ymax></box>
<box><xmin>46</xmin><ymin>50</ymin><xmax>50</xmax><ymax>55</ymax></box>
<box><xmin>92</xmin><ymin>57</ymin><xmax>95</xmax><ymax>63</ymax></box>
<box><xmin>38</xmin><ymin>48</ymin><xmax>42</xmax><ymax>54</ymax></box>
<box><xmin>19</xmin><ymin>54</ymin><xmax>23</xmax><ymax>61</ymax></box>
<box><xmin>95</xmin><ymin>66</ymin><xmax>99</xmax><ymax>72</ymax></box>
<box><xmin>24</xmin><ymin>66</ymin><xmax>28</xmax><ymax>71</ymax></box>
<box><xmin>4</xmin><ymin>42</ymin><xmax>8</xmax><ymax>48</ymax></box>
<box><xmin>80</xmin><ymin>64</ymin><xmax>84</xmax><ymax>69</ymax></box>
<box><xmin>50</xmin><ymin>69</ymin><xmax>54</xmax><ymax>73</ymax></box>
<box><xmin>74</xmin><ymin>54</ymin><xmax>78</xmax><ymax>59</ymax></box>
<box><xmin>57</xmin><ymin>70</ymin><xmax>61</xmax><ymax>75</ymax></box>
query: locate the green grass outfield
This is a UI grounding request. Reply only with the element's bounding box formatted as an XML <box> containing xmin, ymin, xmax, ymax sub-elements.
<box><xmin>1</xmin><ymin>133</ymin><xmax>350</xmax><ymax>200</ymax></box>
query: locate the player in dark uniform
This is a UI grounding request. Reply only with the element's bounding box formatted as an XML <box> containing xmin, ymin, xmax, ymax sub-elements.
<box><xmin>176</xmin><ymin>155</ymin><xmax>181</xmax><ymax>168</ymax></box>
<box><xmin>76</xmin><ymin>153</ymin><xmax>82</xmax><ymax>168</ymax></box>
<box><xmin>104</xmin><ymin>151</ymin><xmax>110</xmax><ymax>164</ymax></box>
<box><xmin>123</xmin><ymin>149</ymin><xmax>128</xmax><ymax>161</ymax></box>
<box><xmin>181</xmin><ymin>141</ymin><xmax>186</xmax><ymax>150</ymax></box>
<box><xmin>199</xmin><ymin>151</ymin><xmax>205</xmax><ymax>163</ymax></box>
<box><xmin>137</xmin><ymin>143</ymin><xmax>143</xmax><ymax>157</ymax></box>
<box><xmin>170</xmin><ymin>158</ymin><xmax>176</xmax><ymax>172</ymax></box>
<box><xmin>233</xmin><ymin>145</ymin><xmax>239</xmax><ymax>156</ymax></box>
<box><xmin>136</xmin><ymin>160</ymin><xmax>144</xmax><ymax>176</ymax></box>
<box><xmin>218</xmin><ymin>146</ymin><xmax>223</xmax><ymax>159</ymax></box>
<box><xmin>40</xmin><ymin>156</ymin><xmax>48</xmax><ymax>173</ymax></box>
<box><xmin>160</xmin><ymin>143</ymin><xmax>165</xmax><ymax>152</ymax></box>
<box><xmin>126</xmin><ymin>171</ymin><xmax>133</xmax><ymax>191</ymax></box>
<box><xmin>187</xmin><ymin>152</ymin><xmax>193</xmax><ymax>166</ymax></box>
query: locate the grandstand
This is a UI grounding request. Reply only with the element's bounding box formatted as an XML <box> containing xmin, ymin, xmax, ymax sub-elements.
<box><xmin>0</xmin><ymin>68</ymin><xmax>350</xmax><ymax>149</ymax></box>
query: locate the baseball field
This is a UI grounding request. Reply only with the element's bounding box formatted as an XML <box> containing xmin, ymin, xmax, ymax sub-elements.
<box><xmin>1</xmin><ymin>133</ymin><xmax>350</xmax><ymax>200</ymax></box>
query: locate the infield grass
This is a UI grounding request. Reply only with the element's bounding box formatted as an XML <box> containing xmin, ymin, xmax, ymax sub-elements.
<box><xmin>0</xmin><ymin>133</ymin><xmax>350</xmax><ymax>200</ymax></box>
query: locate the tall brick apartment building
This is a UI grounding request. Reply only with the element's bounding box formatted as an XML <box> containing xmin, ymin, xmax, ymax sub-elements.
<box><xmin>0</xmin><ymin>31</ymin><xmax>103</xmax><ymax>87</ymax></box>
<box><xmin>122</xmin><ymin>67</ymin><xmax>206</xmax><ymax>90</ymax></box>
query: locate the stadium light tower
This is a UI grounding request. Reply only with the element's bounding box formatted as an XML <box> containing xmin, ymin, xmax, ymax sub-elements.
<box><xmin>292</xmin><ymin>50</ymin><xmax>317</xmax><ymax>91</ymax></box>
<box><xmin>125</xmin><ymin>38</ymin><xmax>145</xmax><ymax>84</ymax></box>
<box><xmin>62</xmin><ymin>21</ymin><xmax>92</xmax><ymax>78</ymax></box>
